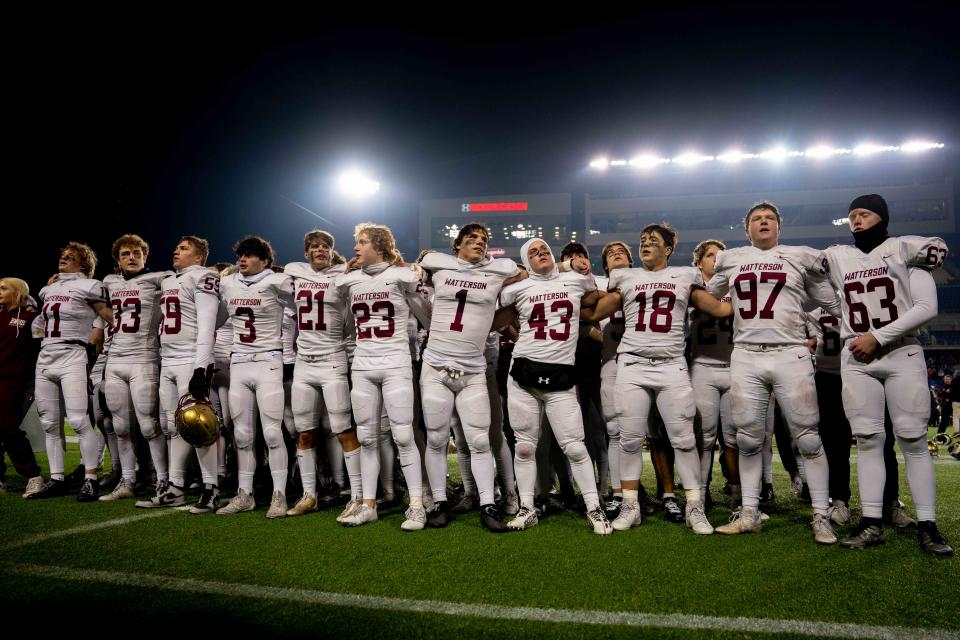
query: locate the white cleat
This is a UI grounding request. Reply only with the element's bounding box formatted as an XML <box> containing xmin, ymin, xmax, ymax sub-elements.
<box><xmin>98</xmin><ymin>480</ymin><xmax>135</xmax><ymax>502</ymax></box>
<box><xmin>812</xmin><ymin>513</ymin><xmax>838</xmax><ymax>545</ymax></box>
<box><xmin>828</xmin><ymin>499</ymin><xmax>851</xmax><ymax>526</ymax></box>
<box><xmin>22</xmin><ymin>476</ymin><xmax>44</xmax><ymax>499</ymax></box>
<box><xmin>401</xmin><ymin>505</ymin><xmax>427</xmax><ymax>531</ymax></box>
<box><xmin>216</xmin><ymin>489</ymin><xmax>255</xmax><ymax>515</ymax></box>
<box><xmin>336</xmin><ymin>498</ymin><xmax>362</xmax><ymax>523</ymax></box>
<box><xmin>507</xmin><ymin>506</ymin><xmax>539</xmax><ymax>531</ymax></box>
<box><xmin>611</xmin><ymin>500</ymin><xmax>642</xmax><ymax>530</ymax></box>
<box><xmin>685</xmin><ymin>501</ymin><xmax>714</xmax><ymax>535</ymax></box>
<box><xmin>586</xmin><ymin>506</ymin><xmax>613</xmax><ymax>535</ymax></box>
<box><xmin>266</xmin><ymin>491</ymin><xmax>287</xmax><ymax>519</ymax></box>
<box><xmin>716</xmin><ymin>507</ymin><xmax>762</xmax><ymax>535</ymax></box>
<box><xmin>341</xmin><ymin>503</ymin><xmax>378</xmax><ymax>527</ymax></box>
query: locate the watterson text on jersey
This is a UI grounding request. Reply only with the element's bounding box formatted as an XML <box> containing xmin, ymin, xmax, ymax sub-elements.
<box><xmin>843</xmin><ymin>266</ymin><xmax>889</xmax><ymax>281</ymax></box>
<box><xmin>739</xmin><ymin>263</ymin><xmax>783</xmax><ymax>272</ymax></box>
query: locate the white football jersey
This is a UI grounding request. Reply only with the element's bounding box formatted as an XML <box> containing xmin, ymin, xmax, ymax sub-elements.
<box><xmin>500</xmin><ymin>272</ymin><xmax>596</xmax><ymax>365</ymax></box>
<box><xmin>214</xmin><ymin>324</ymin><xmax>232</xmax><ymax>360</ymax></box>
<box><xmin>336</xmin><ymin>265</ymin><xmax>425</xmax><ymax>371</ymax></box>
<box><xmin>421</xmin><ymin>252</ymin><xmax>518</xmax><ymax>373</ymax></box>
<box><xmin>37</xmin><ymin>273</ymin><xmax>108</xmax><ymax>348</ymax></box>
<box><xmin>816</xmin><ymin>236</ymin><xmax>947</xmax><ymax>342</ymax></box>
<box><xmin>707</xmin><ymin>244</ymin><xmax>821</xmax><ymax>346</ymax></box>
<box><xmin>609</xmin><ymin>266</ymin><xmax>701</xmax><ymax>360</ymax></box>
<box><xmin>689</xmin><ymin>293</ymin><xmax>734</xmax><ymax>365</ymax></box>
<box><xmin>596</xmin><ymin>273</ymin><xmax>624</xmax><ymax>363</ymax></box>
<box><xmin>285</xmin><ymin>262</ymin><xmax>349</xmax><ymax>357</ymax></box>
<box><xmin>220</xmin><ymin>271</ymin><xmax>295</xmax><ymax>355</ymax></box>
<box><xmin>159</xmin><ymin>266</ymin><xmax>221</xmax><ymax>366</ymax></box>
<box><xmin>104</xmin><ymin>271</ymin><xmax>169</xmax><ymax>364</ymax></box>
<box><xmin>806</xmin><ymin>308</ymin><xmax>842</xmax><ymax>373</ymax></box>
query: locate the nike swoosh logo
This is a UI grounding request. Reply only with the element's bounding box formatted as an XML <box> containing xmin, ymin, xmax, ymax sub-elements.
<box><xmin>797</xmin><ymin>354</ymin><xmax>806</xmax><ymax>359</ymax></box>
<box><xmin>670</xmin><ymin>275</ymin><xmax>680</xmax><ymax>279</ymax></box>
<box><xmin>907</xmin><ymin>352</ymin><xmax>918</xmax><ymax>357</ymax></box>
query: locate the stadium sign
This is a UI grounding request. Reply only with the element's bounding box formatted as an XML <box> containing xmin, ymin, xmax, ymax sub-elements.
<box><xmin>461</xmin><ymin>202</ymin><xmax>529</xmax><ymax>213</ymax></box>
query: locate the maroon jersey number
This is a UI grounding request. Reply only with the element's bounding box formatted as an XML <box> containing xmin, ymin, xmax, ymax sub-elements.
<box><xmin>236</xmin><ymin>307</ymin><xmax>256</xmax><ymax>344</ymax></box>
<box><xmin>352</xmin><ymin>301</ymin><xmax>395</xmax><ymax>339</ymax></box>
<box><xmin>297</xmin><ymin>290</ymin><xmax>327</xmax><ymax>331</ymax></box>
<box><xmin>843</xmin><ymin>277</ymin><xmax>899</xmax><ymax>332</ymax></box>
<box><xmin>159</xmin><ymin>296</ymin><xmax>181</xmax><ymax>335</ymax></box>
<box><xmin>635</xmin><ymin>290</ymin><xmax>676</xmax><ymax>333</ymax></box>
<box><xmin>733</xmin><ymin>272</ymin><xmax>785</xmax><ymax>320</ymax></box>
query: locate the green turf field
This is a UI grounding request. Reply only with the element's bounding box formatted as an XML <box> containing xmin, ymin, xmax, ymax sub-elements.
<box><xmin>1</xmin><ymin>439</ymin><xmax>957</xmax><ymax>639</ymax></box>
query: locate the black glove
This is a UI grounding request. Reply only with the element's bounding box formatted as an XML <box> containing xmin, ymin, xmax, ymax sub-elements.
<box><xmin>283</xmin><ymin>363</ymin><xmax>295</xmax><ymax>382</ymax></box>
<box><xmin>189</xmin><ymin>367</ymin><xmax>210</xmax><ymax>400</ymax></box>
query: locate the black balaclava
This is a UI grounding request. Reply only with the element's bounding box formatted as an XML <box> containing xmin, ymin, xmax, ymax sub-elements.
<box><xmin>849</xmin><ymin>194</ymin><xmax>889</xmax><ymax>253</ymax></box>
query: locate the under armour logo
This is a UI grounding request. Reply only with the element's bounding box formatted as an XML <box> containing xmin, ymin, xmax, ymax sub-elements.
<box><xmin>538</xmin><ymin>377</ymin><xmax>550</xmax><ymax>384</ymax></box>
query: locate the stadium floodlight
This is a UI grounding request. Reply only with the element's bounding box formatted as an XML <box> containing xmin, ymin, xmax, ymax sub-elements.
<box><xmin>853</xmin><ymin>143</ymin><xmax>898</xmax><ymax>156</ymax></box>
<box><xmin>338</xmin><ymin>170</ymin><xmax>381</xmax><ymax>198</ymax></box>
<box><xmin>672</xmin><ymin>152</ymin><xmax>714</xmax><ymax>166</ymax></box>
<box><xmin>900</xmin><ymin>140</ymin><xmax>945</xmax><ymax>153</ymax></box>
<box><xmin>589</xmin><ymin>157</ymin><xmax>610</xmax><ymax>170</ymax></box>
<box><xmin>805</xmin><ymin>145</ymin><xmax>851</xmax><ymax>159</ymax></box>
<box><xmin>717</xmin><ymin>149</ymin><xmax>757</xmax><ymax>163</ymax></box>
<box><xmin>758</xmin><ymin>146</ymin><xmax>790</xmax><ymax>161</ymax></box>
<box><xmin>610</xmin><ymin>159</ymin><xmax>628</xmax><ymax>167</ymax></box>
<box><xmin>629</xmin><ymin>154</ymin><xmax>670</xmax><ymax>169</ymax></box>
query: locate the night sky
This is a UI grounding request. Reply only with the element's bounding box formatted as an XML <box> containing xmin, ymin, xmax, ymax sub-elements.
<box><xmin>7</xmin><ymin>7</ymin><xmax>960</xmax><ymax>290</ymax></box>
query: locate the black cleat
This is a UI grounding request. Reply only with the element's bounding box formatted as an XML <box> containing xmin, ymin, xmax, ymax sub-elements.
<box><xmin>759</xmin><ymin>483</ymin><xmax>775</xmax><ymax>505</ymax></box>
<box><xmin>604</xmin><ymin>496</ymin><xmax>623</xmax><ymax>521</ymax></box>
<box><xmin>917</xmin><ymin>521</ymin><xmax>954</xmax><ymax>557</ymax></box>
<box><xmin>427</xmin><ymin>501</ymin><xmax>451</xmax><ymax>528</ymax></box>
<box><xmin>189</xmin><ymin>485</ymin><xmax>221</xmax><ymax>514</ymax></box>
<box><xmin>662</xmin><ymin>496</ymin><xmax>685</xmax><ymax>523</ymax></box>
<box><xmin>480</xmin><ymin>503</ymin><xmax>508</xmax><ymax>533</ymax></box>
<box><xmin>638</xmin><ymin>486</ymin><xmax>657</xmax><ymax>516</ymax></box>
<box><xmin>77</xmin><ymin>478</ymin><xmax>100</xmax><ymax>502</ymax></box>
<box><xmin>65</xmin><ymin>464</ymin><xmax>86</xmax><ymax>490</ymax></box>
<box><xmin>839</xmin><ymin>523</ymin><xmax>885</xmax><ymax>549</ymax></box>
<box><xmin>25</xmin><ymin>478</ymin><xmax>68</xmax><ymax>500</ymax></box>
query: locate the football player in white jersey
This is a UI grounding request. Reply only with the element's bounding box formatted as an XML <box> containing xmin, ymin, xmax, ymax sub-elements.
<box><xmin>28</xmin><ymin>242</ymin><xmax>113</xmax><ymax>501</ymax></box>
<box><xmin>688</xmin><ymin>239</ymin><xmax>740</xmax><ymax>509</ymax></box>
<box><xmin>583</xmin><ymin>224</ymin><xmax>729</xmax><ymax>535</ymax></box>
<box><xmin>336</xmin><ymin>223</ymin><xmax>432</xmax><ymax>530</ymax></box>
<box><xmin>120</xmin><ymin>236</ymin><xmax>222</xmax><ymax>511</ymax></box>
<box><xmin>90</xmin><ymin>235</ymin><xmax>170</xmax><ymax>505</ymax></box>
<box><xmin>418</xmin><ymin>223</ymin><xmax>522</xmax><ymax>532</ymax></box>
<box><xmin>216</xmin><ymin>236</ymin><xmax>296</xmax><ymax>517</ymax></box>
<box><xmin>810</xmin><ymin>194</ymin><xmax>952</xmax><ymax>556</ymax></box>
<box><xmin>495</xmin><ymin>238</ymin><xmax>612</xmax><ymax>535</ymax></box>
<box><xmin>706</xmin><ymin>202</ymin><xmax>835</xmax><ymax>544</ymax></box>
<box><xmin>284</xmin><ymin>229</ymin><xmax>361</xmax><ymax>518</ymax></box>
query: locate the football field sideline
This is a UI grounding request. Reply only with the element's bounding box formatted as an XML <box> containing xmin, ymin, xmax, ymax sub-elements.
<box><xmin>2</xmin><ymin>510</ymin><xmax>956</xmax><ymax>640</ymax></box>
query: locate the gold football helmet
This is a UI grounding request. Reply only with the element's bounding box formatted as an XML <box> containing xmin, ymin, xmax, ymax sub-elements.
<box><xmin>175</xmin><ymin>394</ymin><xmax>220</xmax><ymax>448</ymax></box>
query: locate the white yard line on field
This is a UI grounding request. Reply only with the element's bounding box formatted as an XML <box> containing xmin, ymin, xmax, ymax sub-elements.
<box><xmin>0</xmin><ymin>510</ymin><xmax>179</xmax><ymax>553</ymax></box>
<box><xmin>3</xmin><ymin>562</ymin><xmax>956</xmax><ymax>640</ymax></box>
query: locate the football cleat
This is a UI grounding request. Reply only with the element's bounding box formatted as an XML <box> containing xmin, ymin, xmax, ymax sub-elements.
<box><xmin>99</xmin><ymin>480</ymin><xmax>135</xmax><ymax>502</ymax></box>
<box><xmin>336</xmin><ymin>499</ymin><xmax>362</xmax><ymax>523</ymax></box>
<box><xmin>77</xmin><ymin>478</ymin><xmax>100</xmax><ymax>502</ymax></box>
<box><xmin>99</xmin><ymin>467</ymin><xmax>122</xmax><ymax>492</ymax></box>
<box><xmin>376</xmin><ymin>492</ymin><xmax>398</xmax><ymax>508</ymax></box>
<box><xmin>612</xmin><ymin>500</ymin><xmax>642</xmax><ymax>530</ymax></box>
<box><xmin>135</xmin><ymin>483</ymin><xmax>186</xmax><ymax>509</ymax></box>
<box><xmin>604</xmin><ymin>496</ymin><xmax>623</xmax><ymax>521</ymax></box>
<box><xmin>685</xmin><ymin>502</ymin><xmax>714</xmax><ymax>535</ymax></box>
<box><xmin>480</xmin><ymin>503</ymin><xmax>508</xmax><ymax>533</ymax></box>
<box><xmin>828</xmin><ymin>499</ymin><xmax>851</xmax><ymax>526</ymax></box>
<box><xmin>266</xmin><ymin>492</ymin><xmax>288</xmax><ymax>519</ymax></box>
<box><xmin>759</xmin><ymin>483</ymin><xmax>776</xmax><ymax>505</ymax></box>
<box><xmin>839</xmin><ymin>524</ymin><xmax>885</xmax><ymax>549</ymax></box>
<box><xmin>216</xmin><ymin>489</ymin><xmax>256</xmax><ymax>515</ymax></box>
<box><xmin>716</xmin><ymin>507</ymin><xmax>762</xmax><ymax>535</ymax></box>
<box><xmin>426</xmin><ymin>501</ymin><xmax>450</xmax><ymax>528</ymax></box>
<box><xmin>22</xmin><ymin>476</ymin><xmax>45</xmax><ymax>499</ymax></box>
<box><xmin>812</xmin><ymin>513</ymin><xmax>838</xmax><ymax>545</ymax></box>
<box><xmin>917</xmin><ymin>522</ymin><xmax>954</xmax><ymax>557</ymax></box>
<box><xmin>65</xmin><ymin>464</ymin><xmax>86</xmax><ymax>490</ymax></box>
<box><xmin>401</xmin><ymin>505</ymin><xmax>427</xmax><ymax>531</ymax></box>
<box><xmin>341</xmin><ymin>503</ymin><xmax>378</xmax><ymax>527</ymax></box>
<box><xmin>662</xmin><ymin>496</ymin><xmax>685</xmax><ymax>523</ymax></box>
<box><xmin>189</xmin><ymin>485</ymin><xmax>221</xmax><ymax>514</ymax></box>
<box><xmin>507</xmin><ymin>506</ymin><xmax>539</xmax><ymax>531</ymax></box>
<box><xmin>586</xmin><ymin>506</ymin><xmax>613</xmax><ymax>535</ymax></box>
<box><xmin>422</xmin><ymin>492</ymin><xmax>434</xmax><ymax>513</ymax></box>
<box><xmin>503</xmin><ymin>492</ymin><xmax>520</xmax><ymax>516</ymax></box>
<box><xmin>637</xmin><ymin>486</ymin><xmax>656</xmax><ymax>516</ymax></box>
<box><xmin>25</xmin><ymin>478</ymin><xmax>67</xmax><ymax>500</ymax></box>
<box><xmin>286</xmin><ymin>493</ymin><xmax>318</xmax><ymax>517</ymax></box>
<box><xmin>886</xmin><ymin>501</ymin><xmax>917</xmax><ymax>529</ymax></box>
<box><xmin>452</xmin><ymin>493</ymin><xmax>479</xmax><ymax>513</ymax></box>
